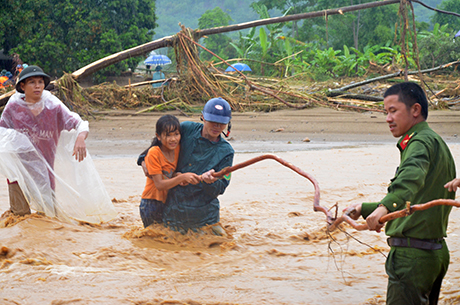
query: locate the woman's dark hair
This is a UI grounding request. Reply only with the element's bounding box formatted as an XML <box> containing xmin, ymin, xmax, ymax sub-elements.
<box><xmin>384</xmin><ymin>82</ymin><xmax>428</xmax><ymax>119</ymax></box>
<box><xmin>140</xmin><ymin>115</ymin><xmax>180</xmax><ymax>156</ymax></box>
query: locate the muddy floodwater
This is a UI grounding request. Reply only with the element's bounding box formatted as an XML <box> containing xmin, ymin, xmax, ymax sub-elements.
<box><xmin>1</xmin><ymin>109</ymin><xmax>460</xmax><ymax>304</ymax></box>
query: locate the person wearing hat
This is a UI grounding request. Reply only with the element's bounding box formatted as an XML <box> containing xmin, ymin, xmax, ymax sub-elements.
<box><xmin>0</xmin><ymin>65</ymin><xmax>90</xmax><ymax>216</ymax></box>
<box><xmin>1</xmin><ymin>71</ymin><xmax>14</xmax><ymax>87</ymax></box>
<box><xmin>138</xmin><ymin>97</ymin><xmax>234</xmax><ymax>235</ymax></box>
<box><xmin>16</xmin><ymin>64</ymin><xmax>23</xmax><ymax>75</ymax></box>
<box><xmin>0</xmin><ymin>70</ymin><xmax>8</xmax><ymax>88</ymax></box>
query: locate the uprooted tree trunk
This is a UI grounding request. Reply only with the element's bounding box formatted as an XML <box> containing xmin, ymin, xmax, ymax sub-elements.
<box><xmin>2</xmin><ymin>0</ymin><xmax>459</xmax><ymax>109</ymax></box>
<box><xmin>65</xmin><ymin>0</ymin><xmax>460</xmax><ymax>82</ymax></box>
<box><xmin>71</xmin><ymin>0</ymin><xmax>402</xmax><ymax>81</ymax></box>
<box><xmin>0</xmin><ymin>0</ymin><xmax>404</xmax><ymax>108</ymax></box>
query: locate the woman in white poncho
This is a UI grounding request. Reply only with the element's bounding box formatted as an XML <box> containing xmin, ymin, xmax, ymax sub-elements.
<box><xmin>0</xmin><ymin>65</ymin><xmax>116</xmax><ymax>224</ymax></box>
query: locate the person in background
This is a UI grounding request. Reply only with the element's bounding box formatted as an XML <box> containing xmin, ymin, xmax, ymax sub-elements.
<box><xmin>3</xmin><ymin>71</ymin><xmax>14</xmax><ymax>87</ymax></box>
<box><xmin>139</xmin><ymin>114</ymin><xmax>201</xmax><ymax>228</ymax></box>
<box><xmin>345</xmin><ymin>82</ymin><xmax>456</xmax><ymax>305</ymax></box>
<box><xmin>0</xmin><ymin>65</ymin><xmax>89</xmax><ymax>216</ymax></box>
<box><xmin>151</xmin><ymin>65</ymin><xmax>165</xmax><ymax>88</ymax></box>
<box><xmin>16</xmin><ymin>64</ymin><xmax>23</xmax><ymax>76</ymax></box>
<box><xmin>0</xmin><ymin>70</ymin><xmax>8</xmax><ymax>88</ymax></box>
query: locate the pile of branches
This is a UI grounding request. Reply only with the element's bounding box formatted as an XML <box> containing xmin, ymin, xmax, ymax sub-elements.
<box><xmin>3</xmin><ymin>61</ymin><xmax>458</xmax><ymax>118</ymax></box>
<box><xmin>2</xmin><ymin>30</ymin><xmax>459</xmax><ymax>116</ymax></box>
<box><xmin>53</xmin><ymin>74</ymin><xmax>156</xmax><ymax>117</ymax></box>
<box><xmin>49</xmin><ymin>27</ymin><xmax>324</xmax><ymax>116</ymax></box>
<box><xmin>2</xmin><ymin>0</ymin><xmax>460</xmax><ymax>116</ymax></box>
<box><xmin>173</xmin><ymin>26</ymin><xmax>241</xmax><ymax>110</ymax></box>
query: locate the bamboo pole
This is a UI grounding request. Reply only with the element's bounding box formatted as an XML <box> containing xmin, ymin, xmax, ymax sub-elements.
<box><xmin>122</xmin><ymin>78</ymin><xmax>177</xmax><ymax>88</ymax></box>
<box><xmin>129</xmin><ymin>78</ymin><xmax>132</xmax><ymax>99</ymax></box>
<box><xmin>71</xmin><ymin>36</ymin><xmax>175</xmax><ymax>81</ymax></box>
<box><xmin>136</xmin><ymin>98</ymin><xmax>179</xmax><ymax>114</ymax></box>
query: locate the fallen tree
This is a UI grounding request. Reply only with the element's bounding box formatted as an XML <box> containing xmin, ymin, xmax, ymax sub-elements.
<box><xmin>1</xmin><ymin>0</ymin><xmax>459</xmax><ymax>113</ymax></box>
<box><xmin>0</xmin><ymin>0</ymin><xmax>405</xmax><ymax>108</ymax></box>
<box><xmin>70</xmin><ymin>0</ymin><xmax>402</xmax><ymax>82</ymax></box>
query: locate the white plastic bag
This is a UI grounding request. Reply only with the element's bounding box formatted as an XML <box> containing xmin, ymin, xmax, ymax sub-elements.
<box><xmin>0</xmin><ymin>127</ymin><xmax>117</xmax><ymax>224</ymax></box>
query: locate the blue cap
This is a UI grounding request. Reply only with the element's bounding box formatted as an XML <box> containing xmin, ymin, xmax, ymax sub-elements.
<box><xmin>202</xmin><ymin>97</ymin><xmax>232</xmax><ymax>124</ymax></box>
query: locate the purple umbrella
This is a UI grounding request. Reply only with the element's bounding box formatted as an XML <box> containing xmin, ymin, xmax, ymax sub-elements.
<box><xmin>455</xmin><ymin>30</ymin><xmax>460</xmax><ymax>38</ymax></box>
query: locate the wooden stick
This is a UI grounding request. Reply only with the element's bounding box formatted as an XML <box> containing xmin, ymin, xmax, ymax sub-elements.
<box><xmin>411</xmin><ymin>0</ymin><xmax>460</xmax><ymax>17</ymax></box>
<box><xmin>122</xmin><ymin>78</ymin><xmax>177</xmax><ymax>88</ymax></box>
<box><xmin>135</xmin><ymin>98</ymin><xmax>179</xmax><ymax>114</ymax></box>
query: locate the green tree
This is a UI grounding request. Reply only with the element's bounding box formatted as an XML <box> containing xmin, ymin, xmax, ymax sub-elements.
<box><xmin>230</xmin><ymin>27</ymin><xmax>258</xmax><ymax>59</ymax></box>
<box><xmin>431</xmin><ymin>0</ymin><xmax>460</xmax><ymax>32</ymax></box>
<box><xmin>300</xmin><ymin>0</ymin><xmax>399</xmax><ymax>51</ymax></box>
<box><xmin>154</xmin><ymin>0</ymin><xmax>262</xmax><ymax>40</ymax></box>
<box><xmin>0</xmin><ymin>0</ymin><xmax>156</xmax><ymax>79</ymax></box>
<box><xmin>418</xmin><ymin>23</ymin><xmax>460</xmax><ymax>69</ymax></box>
<box><xmin>198</xmin><ymin>7</ymin><xmax>236</xmax><ymax>60</ymax></box>
<box><xmin>253</xmin><ymin>0</ymin><xmax>316</xmax><ymax>38</ymax></box>
<box><xmin>413</xmin><ymin>0</ymin><xmax>443</xmax><ymax>24</ymax></box>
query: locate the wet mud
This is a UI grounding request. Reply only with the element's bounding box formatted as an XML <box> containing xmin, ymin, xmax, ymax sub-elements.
<box><xmin>1</xmin><ymin>110</ymin><xmax>460</xmax><ymax>304</ymax></box>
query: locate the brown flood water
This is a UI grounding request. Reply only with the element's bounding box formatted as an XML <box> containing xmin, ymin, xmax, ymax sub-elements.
<box><xmin>1</xmin><ymin>143</ymin><xmax>460</xmax><ymax>304</ymax></box>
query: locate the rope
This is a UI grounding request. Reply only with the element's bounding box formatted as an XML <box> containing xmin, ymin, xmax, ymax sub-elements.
<box><xmin>212</xmin><ymin>154</ymin><xmax>334</xmax><ymax>224</ymax></box>
<box><xmin>211</xmin><ymin>154</ymin><xmax>460</xmax><ymax>231</ymax></box>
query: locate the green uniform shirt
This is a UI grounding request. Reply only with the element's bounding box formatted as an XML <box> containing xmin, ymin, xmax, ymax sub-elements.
<box><xmin>163</xmin><ymin>121</ymin><xmax>234</xmax><ymax>230</ymax></box>
<box><xmin>361</xmin><ymin>121</ymin><xmax>456</xmax><ymax>239</ymax></box>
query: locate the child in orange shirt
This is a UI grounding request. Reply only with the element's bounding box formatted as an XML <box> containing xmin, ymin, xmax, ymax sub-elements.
<box><xmin>140</xmin><ymin>115</ymin><xmax>201</xmax><ymax>227</ymax></box>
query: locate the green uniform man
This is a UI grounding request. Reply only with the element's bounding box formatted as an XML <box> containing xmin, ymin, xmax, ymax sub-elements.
<box><xmin>347</xmin><ymin>82</ymin><xmax>456</xmax><ymax>305</ymax></box>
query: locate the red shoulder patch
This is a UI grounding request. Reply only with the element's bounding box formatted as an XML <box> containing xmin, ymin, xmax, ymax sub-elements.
<box><xmin>400</xmin><ymin>132</ymin><xmax>414</xmax><ymax>150</ymax></box>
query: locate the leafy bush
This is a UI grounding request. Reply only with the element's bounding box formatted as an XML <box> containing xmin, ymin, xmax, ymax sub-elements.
<box><xmin>418</xmin><ymin>23</ymin><xmax>460</xmax><ymax>70</ymax></box>
<box><xmin>1</xmin><ymin>0</ymin><xmax>156</xmax><ymax>80</ymax></box>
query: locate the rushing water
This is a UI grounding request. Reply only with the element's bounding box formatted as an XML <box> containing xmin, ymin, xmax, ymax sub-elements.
<box><xmin>1</xmin><ymin>143</ymin><xmax>460</xmax><ymax>304</ymax></box>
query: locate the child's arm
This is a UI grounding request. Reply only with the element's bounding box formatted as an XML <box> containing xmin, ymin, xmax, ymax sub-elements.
<box><xmin>151</xmin><ymin>172</ymin><xmax>201</xmax><ymax>191</ymax></box>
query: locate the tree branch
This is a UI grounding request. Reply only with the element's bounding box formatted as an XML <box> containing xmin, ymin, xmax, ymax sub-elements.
<box><xmin>70</xmin><ymin>0</ymin><xmax>401</xmax><ymax>81</ymax></box>
<box><xmin>411</xmin><ymin>0</ymin><xmax>460</xmax><ymax>18</ymax></box>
